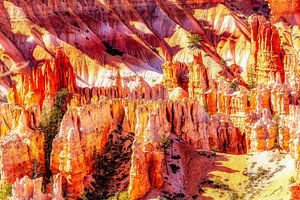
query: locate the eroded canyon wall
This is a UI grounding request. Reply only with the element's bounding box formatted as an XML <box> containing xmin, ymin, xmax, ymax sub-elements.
<box><xmin>1</xmin><ymin>79</ymin><xmax>298</xmax><ymax>199</ymax></box>
<box><xmin>1</xmin><ymin>49</ymin><xmax>300</xmax><ymax>199</ymax></box>
<box><xmin>1</xmin><ymin>0</ymin><xmax>300</xmax><ymax>199</ymax></box>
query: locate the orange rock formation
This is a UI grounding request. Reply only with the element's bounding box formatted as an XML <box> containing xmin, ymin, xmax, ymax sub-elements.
<box><xmin>0</xmin><ymin>0</ymin><xmax>300</xmax><ymax>199</ymax></box>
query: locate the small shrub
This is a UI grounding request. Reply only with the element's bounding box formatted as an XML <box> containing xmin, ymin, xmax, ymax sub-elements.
<box><xmin>171</xmin><ymin>155</ymin><xmax>181</xmax><ymax>160</ymax></box>
<box><xmin>169</xmin><ymin>164</ymin><xmax>180</xmax><ymax>174</ymax></box>
<box><xmin>188</xmin><ymin>30</ymin><xmax>204</xmax><ymax>43</ymax></box>
<box><xmin>55</xmin><ymin>88</ymin><xmax>69</xmax><ymax>106</ymax></box>
<box><xmin>161</xmin><ymin>135</ymin><xmax>172</xmax><ymax>149</ymax></box>
<box><xmin>249</xmin><ymin>175</ymin><xmax>256</xmax><ymax>182</ymax></box>
<box><xmin>161</xmin><ymin>135</ymin><xmax>172</xmax><ymax>175</ymax></box>
<box><xmin>230</xmin><ymin>192</ymin><xmax>239</xmax><ymax>200</ymax></box>
<box><xmin>198</xmin><ymin>187</ymin><xmax>204</xmax><ymax>193</ymax></box>
<box><xmin>289</xmin><ymin>176</ymin><xmax>296</xmax><ymax>184</ymax></box>
<box><xmin>78</xmin><ymin>191</ymin><xmax>88</xmax><ymax>200</ymax></box>
<box><xmin>230</xmin><ymin>79</ymin><xmax>239</xmax><ymax>91</ymax></box>
<box><xmin>108</xmin><ymin>191</ymin><xmax>129</xmax><ymax>200</ymax></box>
<box><xmin>269</xmin><ymin>158</ymin><xmax>275</xmax><ymax>162</ymax></box>
<box><xmin>158</xmin><ymin>197</ymin><xmax>168</xmax><ymax>200</ymax></box>
<box><xmin>188</xmin><ymin>30</ymin><xmax>204</xmax><ymax>49</ymax></box>
<box><xmin>1</xmin><ymin>96</ymin><xmax>7</xmax><ymax>103</ymax></box>
<box><xmin>102</xmin><ymin>41</ymin><xmax>124</xmax><ymax>56</ymax></box>
<box><xmin>240</xmin><ymin>193</ymin><xmax>246</xmax><ymax>199</ymax></box>
<box><xmin>0</xmin><ymin>181</ymin><xmax>12</xmax><ymax>200</ymax></box>
<box><xmin>174</xmin><ymin>193</ymin><xmax>185</xmax><ymax>198</ymax></box>
<box><xmin>250</xmin><ymin>161</ymin><xmax>257</xmax><ymax>168</ymax></box>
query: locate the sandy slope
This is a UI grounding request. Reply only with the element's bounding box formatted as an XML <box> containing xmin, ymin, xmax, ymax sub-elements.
<box><xmin>200</xmin><ymin>151</ymin><xmax>295</xmax><ymax>200</ymax></box>
<box><xmin>145</xmin><ymin>139</ymin><xmax>295</xmax><ymax>200</ymax></box>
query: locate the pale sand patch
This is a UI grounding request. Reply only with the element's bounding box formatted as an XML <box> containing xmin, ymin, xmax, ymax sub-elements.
<box><xmin>143</xmin><ymin>140</ymin><xmax>295</xmax><ymax>200</ymax></box>
<box><xmin>203</xmin><ymin>150</ymin><xmax>295</xmax><ymax>200</ymax></box>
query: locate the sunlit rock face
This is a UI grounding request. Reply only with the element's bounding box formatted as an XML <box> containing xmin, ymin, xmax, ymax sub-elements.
<box><xmin>12</xmin><ymin>173</ymin><xmax>63</xmax><ymax>200</ymax></box>
<box><xmin>0</xmin><ymin>106</ymin><xmax>44</xmax><ymax>182</ymax></box>
<box><xmin>0</xmin><ymin>0</ymin><xmax>270</xmax><ymax>95</ymax></box>
<box><xmin>50</xmin><ymin>103</ymin><xmax>114</xmax><ymax>197</ymax></box>
<box><xmin>1</xmin><ymin>0</ymin><xmax>300</xmax><ymax>199</ymax></box>
<box><xmin>128</xmin><ymin>105</ymin><xmax>166</xmax><ymax>200</ymax></box>
<box><xmin>290</xmin><ymin>184</ymin><xmax>300</xmax><ymax>200</ymax></box>
<box><xmin>269</xmin><ymin>0</ymin><xmax>300</xmax><ymax>26</ymax></box>
<box><xmin>248</xmin><ymin>15</ymin><xmax>284</xmax><ymax>83</ymax></box>
<box><xmin>48</xmin><ymin>98</ymin><xmax>249</xmax><ymax>198</ymax></box>
<box><xmin>11</xmin><ymin>49</ymin><xmax>75</xmax><ymax>107</ymax></box>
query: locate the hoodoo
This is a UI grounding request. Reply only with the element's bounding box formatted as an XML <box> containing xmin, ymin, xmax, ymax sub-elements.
<box><xmin>0</xmin><ymin>0</ymin><xmax>299</xmax><ymax>199</ymax></box>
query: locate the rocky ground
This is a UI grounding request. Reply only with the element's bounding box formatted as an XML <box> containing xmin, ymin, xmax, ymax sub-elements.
<box><xmin>144</xmin><ymin>136</ymin><xmax>295</xmax><ymax>200</ymax></box>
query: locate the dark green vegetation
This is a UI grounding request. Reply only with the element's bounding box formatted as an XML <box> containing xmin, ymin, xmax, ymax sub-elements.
<box><xmin>103</xmin><ymin>40</ymin><xmax>124</xmax><ymax>56</ymax></box>
<box><xmin>83</xmin><ymin>127</ymin><xmax>134</xmax><ymax>199</ymax></box>
<box><xmin>169</xmin><ymin>164</ymin><xmax>180</xmax><ymax>174</ymax></box>
<box><xmin>230</xmin><ymin>79</ymin><xmax>239</xmax><ymax>91</ymax></box>
<box><xmin>289</xmin><ymin>176</ymin><xmax>296</xmax><ymax>184</ymax></box>
<box><xmin>38</xmin><ymin>88</ymin><xmax>69</xmax><ymax>181</ymax></box>
<box><xmin>243</xmin><ymin>157</ymin><xmax>286</xmax><ymax>199</ymax></box>
<box><xmin>161</xmin><ymin>135</ymin><xmax>173</xmax><ymax>175</ymax></box>
<box><xmin>198</xmin><ymin>178</ymin><xmax>240</xmax><ymax>200</ymax></box>
<box><xmin>161</xmin><ymin>191</ymin><xmax>185</xmax><ymax>200</ymax></box>
<box><xmin>108</xmin><ymin>191</ymin><xmax>129</xmax><ymax>200</ymax></box>
<box><xmin>188</xmin><ymin>30</ymin><xmax>204</xmax><ymax>50</ymax></box>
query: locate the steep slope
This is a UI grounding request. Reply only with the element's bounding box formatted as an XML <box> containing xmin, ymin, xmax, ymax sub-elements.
<box><xmin>1</xmin><ymin>1</ymin><xmax>300</xmax><ymax>200</ymax></box>
<box><xmin>0</xmin><ymin>0</ymin><xmax>268</xmax><ymax>96</ymax></box>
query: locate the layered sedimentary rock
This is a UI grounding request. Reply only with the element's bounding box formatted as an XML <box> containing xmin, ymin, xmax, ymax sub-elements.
<box><xmin>4</xmin><ymin>63</ymin><xmax>300</xmax><ymax>199</ymax></box>
<box><xmin>0</xmin><ymin>106</ymin><xmax>44</xmax><ymax>183</ymax></box>
<box><xmin>0</xmin><ymin>0</ymin><xmax>270</xmax><ymax>94</ymax></box>
<box><xmin>1</xmin><ymin>0</ymin><xmax>300</xmax><ymax>199</ymax></box>
<box><xmin>188</xmin><ymin>54</ymin><xmax>209</xmax><ymax>103</ymax></box>
<box><xmin>50</xmin><ymin>103</ymin><xmax>114</xmax><ymax>197</ymax></box>
<box><xmin>290</xmin><ymin>184</ymin><xmax>300</xmax><ymax>200</ymax></box>
<box><xmin>268</xmin><ymin>0</ymin><xmax>300</xmax><ymax>26</ymax></box>
<box><xmin>248</xmin><ymin>109</ymin><xmax>277</xmax><ymax>151</ymax></box>
<box><xmin>161</xmin><ymin>61</ymin><xmax>178</xmax><ymax>91</ymax></box>
<box><xmin>0</xmin><ymin>0</ymin><xmax>297</xmax><ymax>92</ymax></box>
<box><xmin>53</xmin><ymin>73</ymin><xmax>300</xmax><ymax>198</ymax></box>
<box><xmin>5</xmin><ymin>77</ymin><xmax>300</xmax><ymax>199</ymax></box>
<box><xmin>247</xmin><ymin>16</ymin><xmax>284</xmax><ymax>85</ymax></box>
<box><xmin>12</xmin><ymin>173</ymin><xmax>63</xmax><ymax>200</ymax></box>
<box><xmin>10</xmin><ymin>49</ymin><xmax>75</xmax><ymax>107</ymax></box>
<box><xmin>129</xmin><ymin>105</ymin><xmax>166</xmax><ymax>200</ymax></box>
<box><xmin>49</xmin><ymin>97</ymin><xmax>249</xmax><ymax>198</ymax></box>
